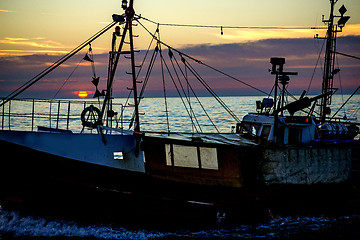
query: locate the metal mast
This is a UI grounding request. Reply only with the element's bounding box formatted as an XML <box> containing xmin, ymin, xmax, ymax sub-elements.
<box><xmin>101</xmin><ymin>0</ymin><xmax>140</xmax><ymax>132</ymax></box>
<box><xmin>127</xmin><ymin>0</ymin><xmax>141</xmax><ymax>132</ymax></box>
<box><xmin>318</xmin><ymin>0</ymin><xmax>350</xmax><ymax>124</ymax></box>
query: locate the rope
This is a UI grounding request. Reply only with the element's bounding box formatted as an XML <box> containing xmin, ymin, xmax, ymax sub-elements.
<box><xmin>0</xmin><ymin>21</ymin><xmax>117</xmax><ymax>107</ymax></box>
<box><xmin>137</xmin><ymin>18</ymin><xmax>243</xmax><ymax>124</ymax></box>
<box><xmin>128</xmin><ymin>47</ymin><xmax>158</xmax><ymax>130</ymax></box>
<box><xmin>307</xmin><ymin>38</ymin><xmax>326</xmax><ymax>95</ymax></box>
<box><xmin>136</xmin><ymin>18</ymin><xmax>269</xmax><ymax>96</ymax></box>
<box><xmin>335</xmin><ymin>54</ymin><xmax>346</xmax><ymax>117</ymax></box>
<box><xmin>182</xmin><ymin>57</ymin><xmax>241</xmax><ymax>123</ymax></box>
<box><xmin>138</xmin><ymin>15</ymin><xmax>326</xmax><ymax>30</ymax></box>
<box><xmin>168</xmin><ymin>50</ymin><xmax>203</xmax><ymax>133</ymax></box>
<box><xmin>156</xmin><ymin>27</ymin><xmax>171</xmax><ymax>133</ymax></box>
<box><xmin>52</xmin><ymin>58</ymin><xmax>84</xmax><ymax>99</ymax></box>
<box><xmin>127</xmin><ymin>27</ymin><xmax>158</xmax><ymax>129</ymax></box>
<box><xmin>170</xmin><ymin>50</ymin><xmax>220</xmax><ymax>132</ymax></box>
<box><xmin>88</xmin><ymin>44</ymin><xmax>97</xmax><ymax>79</ymax></box>
<box><xmin>335</xmin><ymin>51</ymin><xmax>360</xmax><ymax>61</ymax></box>
<box><xmin>161</xmin><ymin>49</ymin><xmax>203</xmax><ymax>133</ymax></box>
<box><xmin>331</xmin><ymin>86</ymin><xmax>360</xmax><ymax>120</ymax></box>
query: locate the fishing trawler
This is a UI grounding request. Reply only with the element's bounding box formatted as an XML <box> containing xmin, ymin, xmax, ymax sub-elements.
<box><xmin>0</xmin><ymin>0</ymin><xmax>359</xmax><ymax>223</ymax></box>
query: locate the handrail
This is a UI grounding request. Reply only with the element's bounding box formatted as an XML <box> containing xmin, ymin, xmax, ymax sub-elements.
<box><xmin>0</xmin><ymin>98</ymin><xmax>128</xmax><ymax>133</ymax></box>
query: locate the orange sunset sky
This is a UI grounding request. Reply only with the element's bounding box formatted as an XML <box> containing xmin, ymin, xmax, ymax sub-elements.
<box><xmin>0</xmin><ymin>0</ymin><xmax>359</xmax><ymax>98</ymax></box>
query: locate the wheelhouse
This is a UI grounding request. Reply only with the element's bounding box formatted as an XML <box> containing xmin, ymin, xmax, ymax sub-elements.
<box><xmin>237</xmin><ymin>114</ymin><xmax>316</xmax><ymax>145</ymax></box>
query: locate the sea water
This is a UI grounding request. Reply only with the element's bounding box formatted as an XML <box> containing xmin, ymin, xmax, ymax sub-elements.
<box><xmin>2</xmin><ymin>95</ymin><xmax>359</xmax><ymax>135</ymax></box>
<box><xmin>1</xmin><ymin>95</ymin><xmax>360</xmax><ymax>239</ymax></box>
<box><xmin>1</xmin><ymin>208</ymin><xmax>360</xmax><ymax>239</ymax></box>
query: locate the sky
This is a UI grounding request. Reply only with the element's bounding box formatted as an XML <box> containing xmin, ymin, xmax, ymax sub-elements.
<box><xmin>0</xmin><ymin>0</ymin><xmax>359</xmax><ymax>98</ymax></box>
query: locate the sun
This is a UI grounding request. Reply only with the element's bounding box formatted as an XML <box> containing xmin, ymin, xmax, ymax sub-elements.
<box><xmin>78</xmin><ymin>91</ymin><xmax>88</xmax><ymax>98</ymax></box>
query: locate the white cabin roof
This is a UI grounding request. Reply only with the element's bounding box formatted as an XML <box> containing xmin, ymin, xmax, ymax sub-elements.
<box><xmin>242</xmin><ymin>114</ymin><xmax>275</xmax><ymax>125</ymax></box>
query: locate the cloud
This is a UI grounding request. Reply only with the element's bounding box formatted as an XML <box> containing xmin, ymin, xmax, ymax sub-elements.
<box><xmin>0</xmin><ymin>49</ymin><xmax>69</xmax><ymax>56</ymax></box>
<box><xmin>342</xmin><ymin>24</ymin><xmax>360</xmax><ymax>37</ymax></box>
<box><xmin>0</xmin><ymin>37</ymin><xmax>65</xmax><ymax>49</ymax></box>
<box><xmin>0</xmin><ymin>36</ymin><xmax>359</xmax><ymax>98</ymax></box>
<box><xmin>3</xmin><ymin>37</ymin><xmax>30</xmax><ymax>41</ymax></box>
<box><xmin>181</xmin><ymin>36</ymin><xmax>359</xmax><ymax>91</ymax></box>
<box><xmin>0</xmin><ymin>9</ymin><xmax>15</xmax><ymax>13</ymax></box>
<box><xmin>219</xmin><ymin>23</ymin><xmax>360</xmax><ymax>41</ymax></box>
<box><xmin>0</xmin><ymin>37</ymin><xmax>72</xmax><ymax>56</ymax></box>
<box><xmin>0</xmin><ymin>52</ymin><xmax>111</xmax><ymax>98</ymax></box>
<box><xmin>218</xmin><ymin>28</ymin><xmax>326</xmax><ymax>43</ymax></box>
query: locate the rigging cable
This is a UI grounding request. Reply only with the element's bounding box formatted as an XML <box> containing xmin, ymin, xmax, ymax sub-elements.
<box><xmin>350</xmin><ymin>104</ymin><xmax>360</xmax><ymax>120</ymax></box>
<box><xmin>335</xmin><ymin>51</ymin><xmax>360</xmax><ymax>61</ymax></box>
<box><xmin>138</xmin><ymin>15</ymin><xmax>326</xmax><ymax>30</ymax></box>
<box><xmin>331</xmin><ymin>85</ymin><xmax>360</xmax><ymax>120</ymax></box>
<box><xmin>135</xmin><ymin>17</ymin><xmax>269</xmax><ymax>97</ymax></box>
<box><xmin>162</xmin><ymin>49</ymin><xmax>203</xmax><ymax>133</ymax></box>
<box><xmin>182</xmin><ymin>56</ymin><xmax>241</xmax><ymax>123</ymax></box>
<box><xmin>306</xmin><ymin>38</ymin><xmax>326</xmax><ymax>96</ymax></box>
<box><xmin>171</xmin><ymin>51</ymin><xmax>219</xmax><ymax>133</ymax></box>
<box><xmin>335</xmin><ymin>53</ymin><xmax>346</xmax><ymax>117</ymax></box>
<box><xmin>128</xmin><ymin>46</ymin><xmax>159</xmax><ymax>130</ymax></box>
<box><xmin>127</xmin><ymin>27</ymin><xmax>158</xmax><ymax>129</ymax></box>
<box><xmin>52</xmin><ymin>58</ymin><xmax>84</xmax><ymax>100</ymax></box>
<box><xmin>168</xmin><ymin>49</ymin><xmax>204</xmax><ymax>133</ymax></box>
<box><xmin>136</xmin><ymin>18</ymin><xmax>263</xmax><ymax>123</ymax></box>
<box><xmin>0</xmin><ymin>21</ymin><xmax>118</xmax><ymax>108</ymax></box>
<box><xmin>157</xmin><ymin>28</ymin><xmax>171</xmax><ymax>134</ymax></box>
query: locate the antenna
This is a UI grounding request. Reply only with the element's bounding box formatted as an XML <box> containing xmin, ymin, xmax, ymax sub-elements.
<box><xmin>269</xmin><ymin>57</ymin><xmax>297</xmax><ymax>142</ymax></box>
<box><xmin>317</xmin><ymin>0</ymin><xmax>350</xmax><ymax>124</ymax></box>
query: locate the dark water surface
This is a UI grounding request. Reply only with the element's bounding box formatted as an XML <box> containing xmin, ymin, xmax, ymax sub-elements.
<box><xmin>1</xmin><ymin>208</ymin><xmax>360</xmax><ymax>239</ymax></box>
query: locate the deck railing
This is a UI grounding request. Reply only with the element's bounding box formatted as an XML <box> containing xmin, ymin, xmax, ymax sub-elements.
<box><xmin>0</xmin><ymin>98</ymin><xmax>126</xmax><ymax>133</ymax></box>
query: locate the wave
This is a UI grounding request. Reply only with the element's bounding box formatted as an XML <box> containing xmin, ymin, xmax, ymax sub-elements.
<box><xmin>1</xmin><ymin>208</ymin><xmax>360</xmax><ymax>239</ymax></box>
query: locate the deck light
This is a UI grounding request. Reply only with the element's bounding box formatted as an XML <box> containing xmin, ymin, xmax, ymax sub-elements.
<box><xmin>115</xmin><ymin>26</ymin><xmax>121</xmax><ymax>36</ymax></box>
<box><xmin>338</xmin><ymin>16</ymin><xmax>350</xmax><ymax>29</ymax></box>
<box><xmin>122</xmin><ymin>0</ymin><xmax>128</xmax><ymax>10</ymax></box>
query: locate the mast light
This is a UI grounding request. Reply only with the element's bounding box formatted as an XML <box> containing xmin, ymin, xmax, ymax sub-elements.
<box><xmin>115</xmin><ymin>26</ymin><xmax>121</xmax><ymax>36</ymax></box>
<box><xmin>338</xmin><ymin>16</ymin><xmax>350</xmax><ymax>29</ymax></box>
<box><xmin>337</xmin><ymin>4</ymin><xmax>350</xmax><ymax>30</ymax></box>
<box><xmin>112</xmin><ymin>14</ymin><xmax>125</xmax><ymax>23</ymax></box>
<box><xmin>122</xmin><ymin>0</ymin><xmax>128</xmax><ymax>10</ymax></box>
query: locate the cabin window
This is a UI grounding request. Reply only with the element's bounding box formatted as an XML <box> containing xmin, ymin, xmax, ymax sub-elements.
<box><xmin>251</xmin><ymin>126</ymin><xmax>258</xmax><ymax>136</ymax></box>
<box><xmin>199</xmin><ymin>147</ymin><xmax>218</xmax><ymax>170</ymax></box>
<box><xmin>113</xmin><ymin>151</ymin><xmax>123</xmax><ymax>160</ymax></box>
<box><xmin>240</xmin><ymin>123</ymin><xmax>261</xmax><ymax>136</ymax></box>
<box><xmin>288</xmin><ymin>127</ymin><xmax>302</xmax><ymax>145</ymax></box>
<box><xmin>170</xmin><ymin>144</ymin><xmax>199</xmax><ymax>168</ymax></box>
<box><xmin>240</xmin><ymin>123</ymin><xmax>251</xmax><ymax>134</ymax></box>
<box><xmin>260</xmin><ymin>125</ymin><xmax>272</xmax><ymax>140</ymax></box>
<box><xmin>165</xmin><ymin>144</ymin><xmax>218</xmax><ymax>170</ymax></box>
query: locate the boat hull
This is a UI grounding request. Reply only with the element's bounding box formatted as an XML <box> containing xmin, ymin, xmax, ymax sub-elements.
<box><xmin>142</xmin><ymin>134</ymin><xmax>360</xmax><ymax>219</ymax></box>
<box><xmin>0</xmin><ymin>132</ymin><xmax>254</xmax><ymax>223</ymax></box>
<box><xmin>1</xmin><ymin>130</ymin><xmax>359</xmax><ymax>223</ymax></box>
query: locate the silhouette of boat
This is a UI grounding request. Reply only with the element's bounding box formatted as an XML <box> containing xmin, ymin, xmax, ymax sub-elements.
<box><xmin>0</xmin><ymin>0</ymin><xmax>359</xmax><ymax>223</ymax></box>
